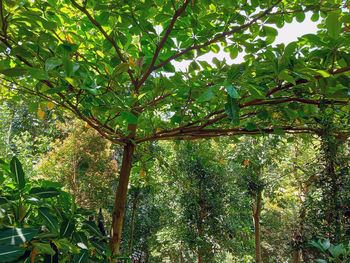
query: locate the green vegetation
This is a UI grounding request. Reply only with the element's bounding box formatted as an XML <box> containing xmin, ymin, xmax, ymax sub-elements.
<box><xmin>0</xmin><ymin>0</ymin><xmax>349</xmax><ymax>262</ymax></box>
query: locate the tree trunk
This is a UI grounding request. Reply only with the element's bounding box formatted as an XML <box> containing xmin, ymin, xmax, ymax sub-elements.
<box><xmin>109</xmin><ymin>141</ymin><xmax>135</xmax><ymax>256</ymax></box>
<box><xmin>292</xmin><ymin>250</ymin><xmax>300</xmax><ymax>263</ymax></box>
<box><xmin>6</xmin><ymin>107</ymin><xmax>16</xmax><ymax>155</ymax></box>
<box><xmin>253</xmin><ymin>191</ymin><xmax>262</xmax><ymax>263</ymax></box>
<box><xmin>129</xmin><ymin>191</ymin><xmax>139</xmax><ymax>254</ymax></box>
<box><xmin>109</xmin><ymin>122</ymin><xmax>137</xmax><ymax>257</ymax></box>
<box><xmin>197</xmin><ymin>250</ymin><xmax>202</xmax><ymax>263</ymax></box>
<box><xmin>292</xmin><ymin>137</ymin><xmax>301</xmax><ymax>263</ymax></box>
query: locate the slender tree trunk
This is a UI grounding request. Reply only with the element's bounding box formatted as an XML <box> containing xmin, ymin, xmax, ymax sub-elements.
<box><xmin>197</xmin><ymin>250</ymin><xmax>202</xmax><ymax>263</ymax></box>
<box><xmin>197</xmin><ymin>193</ymin><xmax>206</xmax><ymax>263</ymax></box>
<box><xmin>292</xmin><ymin>137</ymin><xmax>301</xmax><ymax>263</ymax></box>
<box><xmin>253</xmin><ymin>191</ymin><xmax>262</xmax><ymax>263</ymax></box>
<box><xmin>129</xmin><ymin>191</ymin><xmax>139</xmax><ymax>254</ymax></box>
<box><xmin>292</xmin><ymin>251</ymin><xmax>300</xmax><ymax>263</ymax></box>
<box><xmin>109</xmin><ymin>123</ymin><xmax>137</xmax><ymax>257</ymax></box>
<box><xmin>6</xmin><ymin>107</ymin><xmax>16</xmax><ymax>155</ymax></box>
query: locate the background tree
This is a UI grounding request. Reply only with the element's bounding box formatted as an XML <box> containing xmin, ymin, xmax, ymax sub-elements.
<box><xmin>37</xmin><ymin>119</ymin><xmax>118</xmax><ymax>209</ymax></box>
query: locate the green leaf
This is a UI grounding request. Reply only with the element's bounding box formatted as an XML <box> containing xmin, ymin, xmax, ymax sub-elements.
<box><xmin>340</xmin><ymin>14</ymin><xmax>350</xmax><ymax>23</ymax></box>
<box><xmin>11</xmin><ymin>46</ymin><xmax>32</xmax><ymax>58</ymax></box>
<box><xmin>97</xmin><ymin>12</ymin><xmax>110</xmax><ymax>25</ymax></box>
<box><xmin>90</xmin><ymin>239</ymin><xmax>108</xmax><ymax>253</ymax></box>
<box><xmin>189</xmin><ymin>60</ymin><xmax>200</xmax><ymax>71</ymax></box>
<box><xmin>62</xmin><ymin>57</ymin><xmax>73</xmax><ymax>77</ymax></box>
<box><xmin>29</xmin><ymin>187</ymin><xmax>60</xmax><ymax>198</ymax></box>
<box><xmin>278</xmin><ymin>70</ymin><xmax>296</xmax><ymax>85</ymax></box>
<box><xmin>113</xmin><ymin>62</ymin><xmax>129</xmax><ymax>75</ymax></box>
<box><xmin>72</xmin><ymin>232</ymin><xmax>88</xmax><ymax>247</ymax></box>
<box><xmin>229</xmin><ymin>46</ymin><xmax>239</xmax><ymax>59</ymax></box>
<box><xmin>27</xmin><ymin>68</ymin><xmax>50</xmax><ymax>80</ymax></box>
<box><xmin>225</xmin><ymin>96</ymin><xmax>240</xmax><ymax>124</ymax></box>
<box><xmin>121</xmin><ymin>112</ymin><xmax>138</xmax><ymax>124</ymax></box>
<box><xmin>57</xmin><ymin>44</ymin><xmax>78</xmax><ymax>56</ymax></box>
<box><xmin>1</xmin><ymin>67</ymin><xmax>28</xmax><ymax>77</ymax></box>
<box><xmin>284</xmin><ymin>42</ymin><xmax>298</xmax><ymax>58</ymax></box>
<box><xmin>197</xmin><ymin>87</ymin><xmax>214</xmax><ymax>102</ymax></box>
<box><xmin>264</xmin><ymin>26</ymin><xmax>278</xmax><ymax>44</ymax></box>
<box><xmin>320</xmin><ymin>239</ymin><xmax>331</xmax><ymax>250</ymax></box>
<box><xmin>53</xmin><ymin>238</ymin><xmax>80</xmax><ymax>254</ymax></box>
<box><xmin>225</xmin><ymin>84</ymin><xmax>239</xmax><ymax>98</ymax></box>
<box><xmin>315</xmin><ymin>259</ymin><xmax>327</xmax><ymax>263</ymax></box>
<box><xmin>300</xmin><ymin>34</ymin><xmax>326</xmax><ymax>47</ymax></box>
<box><xmin>328</xmin><ymin>244</ymin><xmax>344</xmax><ymax>257</ymax></box>
<box><xmin>326</xmin><ymin>12</ymin><xmax>341</xmax><ymax>39</ymax></box>
<box><xmin>38</xmin><ymin>207</ymin><xmax>59</xmax><ymax>234</ymax></box>
<box><xmin>0</xmin><ymin>246</ymin><xmax>26</xmax><ymax>262</ymax></box>
<box><xmin>247</xmin><ymin>84</ymin><xmax>265</xmax><ymax>98</ymax></box>
<box><xmin>10</xmin><ymin>156</ymin><xmax>25</xmax><ymax>190</ymax></box>
<box><xmin>45</xmin><ymin>57</ymin><xmax>62</xmax><ymax>71</ymax></box>
<box><xmin>316</xmin><ymin>70</ymin><xmax>331</xmax><ymax>78</ymax></box>
<box><xmin>73</xmin><ymin>249</ymin><xmax>88</xmax><ymax>263</ymax></box>
<box><xmin>295</xmin><ymin>12</ymin><xmax>305</xmax><ymax>23</ymax></box>
<box><xmin>60</xmin><ymin>219</ymin><xmax>75</xmax><ymax>238</ymax></box>
<box><xmin>311</xmin><ymin>12</ymin><xmax>319</xmax><ymax>22</ymax></box>
<box><xmin>82</xmin><ymin>221</ymin><xmax>103</xmax><ymax>238</ymax></box>
<box><xmin>0</xmin><ymin>228</ymin><xmax>38</xmax><ymax>245</ymax></box>
<box><xmin>32</xmin><ymin>243</ymin><xmax>56</xmax><ymax>255</ymax></box>
<box><xmin>171</xmin><ymin>114</ymin><xmax>182</xmax><ymax>124</ymax></box>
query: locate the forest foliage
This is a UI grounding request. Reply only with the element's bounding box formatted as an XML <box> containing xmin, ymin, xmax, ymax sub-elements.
<box><xmin>0</xmin><ymin>0</ymin><xmax>349</xmax><ymax>262</ymax></box>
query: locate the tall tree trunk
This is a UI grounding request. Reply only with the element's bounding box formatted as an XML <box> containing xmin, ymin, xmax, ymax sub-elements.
<box><xmin>292</xmin><ymin>251</ymin><xmax>300</xmax><ymax>263</ymax></box>
<box><xmin>197</xmin><ymin>250</ymin><xmax>202</xmax><ymax>263</ymax></box>
<box><xmin>197</xmin><ymin>193</ymin><xmax>206</xmax><ymax>263</ymax></box>
<box><xmin>253</xmin><ymin>191</ymin><xmax>262</xmax><ymax>263</ymax></box>
<box><xmin>109</xmin><ymin>123</ymin><xmax>137</xmax><ymax>257</ymax></box>
<box><xmin>6</xmin><ymin>107</ymin><xmax>16</xmax><ymax>155</ymax></box>
<box><xmin>129</xmin><ymin>191</ymin><xmax>139</xmax><ymax>254</ymax></box>
<box><xmin>292</xmin><ymin>137</ymin><xmax>301</xmax><ymax>263</ymax></box>
<box><xmin>109</xmin><ymin>141</ymin><xmax>135</xmax><ymax>255</ymax></box>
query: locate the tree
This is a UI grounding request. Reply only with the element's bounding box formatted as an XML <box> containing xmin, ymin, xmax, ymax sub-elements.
<box><xmin>37</xmin><ymin>119</ymin><xmax>118</xmax><ymax>209</ymax></box>
<box><xmin>172</xmin><ymin>141</ymin><xmax>235</xmax><ymax>262</ymax></box>
<box><xmin>0</xmin><ymin>0</ymin><xmax>349</xmax><ymax>256</ymax></box>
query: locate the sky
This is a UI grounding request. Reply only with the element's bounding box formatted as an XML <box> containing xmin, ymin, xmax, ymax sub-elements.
<box><xmin>173</xmin><ymin>13</ymin><xmax>319</xmax><ymax>71</ymax></box>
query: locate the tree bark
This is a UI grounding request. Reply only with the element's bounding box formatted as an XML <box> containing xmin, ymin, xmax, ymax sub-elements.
<box><xmin>292</xmin><ymin>137</ymin><xmax>301</xmax><ymax>263</ymax></box>
<box><xmin>197</xmin><ymin>250</ymin><xmax>202</xmax><ymax>263</ymax></box>
<box><xmin>253</xmin><ymin>191</ymin><xmax>262</xmax><ymax>263</ymax></box>
<box><xmin>292</xmin><ymin>250</ymin><xmax>300</xmax><ymax>263</ymax></box>
<box><xmin>109</xmin><ymin>124</ymin><xmax>137</xmax><ymax>257</ymax></box>
<box><xmin>129</xmin><ymin>191</ymin><xmax>139</xmax><ymax>254</ymax></box>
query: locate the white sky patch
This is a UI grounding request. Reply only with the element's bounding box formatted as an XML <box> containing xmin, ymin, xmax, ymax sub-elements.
<box><xmin>173</xmin><ymin>13</ymin><xmax>319</xmax><ymax>72</ymax></box>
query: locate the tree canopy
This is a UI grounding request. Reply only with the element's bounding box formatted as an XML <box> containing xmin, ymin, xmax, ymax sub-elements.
<box><xmin>0</xmin><ymin>0</ymin><xmax>349</xmax><ymax>257</ymax></box>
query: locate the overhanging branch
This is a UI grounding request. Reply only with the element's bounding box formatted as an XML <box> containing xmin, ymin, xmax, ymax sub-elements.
<box><xmin>152</xmin><ymin>0</ymin><xmax>282</xmax><ymax>71</ymax></box>
<box><xmin>136</xmin><ymin>0</ymin><xmax>191</xmax><ymax>90</ymax></box>
<box><xmin>69</xmin><ymin>0</ymin><xmax>136</xmax><ymax>86</ymax></box>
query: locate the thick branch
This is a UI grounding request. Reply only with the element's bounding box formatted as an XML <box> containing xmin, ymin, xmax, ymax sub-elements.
<box><xmin>269</xmin><ymin>7</ymin><xmax>337</xmax><ymax>15</ymax></box>
<box><xmin>266</xmin><ymin>66</ymin><xmax>350</xmax><ymax>97</ymax></box>
<box><xmin>135</xmin><ymin>127</ymin><xmax>321</xmax><ymax>143</ymax></box>
<box><xmin>136</xmin><ymin>0</ymin><xmax>191</xmax><ymax>90</ymax></box>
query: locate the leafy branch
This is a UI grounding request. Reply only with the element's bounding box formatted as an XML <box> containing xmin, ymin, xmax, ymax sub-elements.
<box><xmin>152</xmin><ymin>0</ymin><xmax>282</xmax><ymax>71</ymax></box>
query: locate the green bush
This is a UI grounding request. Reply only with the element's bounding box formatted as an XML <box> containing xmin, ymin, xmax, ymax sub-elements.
<box><xmin>0</xmin><ymin>156</ymin><xmax>111</xmax><ymax>262</ymax></box>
